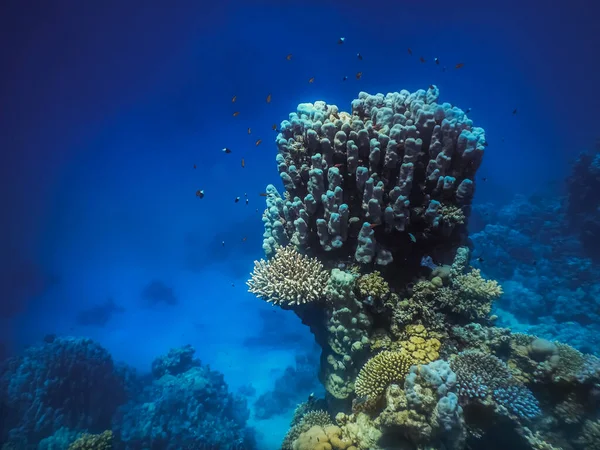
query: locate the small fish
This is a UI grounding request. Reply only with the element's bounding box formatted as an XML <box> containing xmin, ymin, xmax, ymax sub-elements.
<box><xmin>232</xmin><ymin>111</ymin><xmax>240</xmax><ymax>117</ymax></box>
<box><xmin>308</xmin><ymin>76</ymin><xmax>315</xmax><ymax>83</ymax></box>
<box><xmin>342</xmin><ymin>75</ymin><xmax>348</xmax><ymax>81</ymax></box>
<box><xmin>407</xmin><ymin>48</ymin><xmax>413</xmax><ymax>55</ymax></box>
<box><xmin>259</xmin><ymin>192</ymin><xmax>268</xmax><ymax>197</ymax></box>
<box><xmin>235</xmin><ymin>197</ymin><xmax>240</xmax><ymax>203</ymax></box>
<box><xmin>272</xmin><ymin>124</ymin><xmax>277</xmax><ymax>130</ymax></box>
<box><xmin>482</xmin><ymin>177</ymin><xmax>487</xmax><ymax>181</ymax></box>
<box><xmin>193</xmin><ymin>164</ymin><xmax>197</xmax><ymax>169</ymax></box>
<box><xmin>357</xmin><ymin>52</ymin><xmax>363</xmax><ymax>60</ymax></box>
<box><xmin>247</xmin><ymin>127</ymin><xmax>251</xmax><ymax>134</ymax></box>
<box><xmin>286</xmin><ymin>53</ymin><xmax>292</xmax><ymax>60</ymax></box>
<box><xmin>483</xmin><ymin>142</ymin><xmax>489</xmax><ymax>147</ymax></box>
<box><xmin>222</xmin><ymin>147</ymin><xmax>232</xmax><ymax>153</ymax></box>
<box><xmin>242</xmin><ymin>237</ymin><xmax>247</xmax><ymax>242</ymax></box>
<box><xmin>266</xmin><ymin>93</ymin><xmax>272</xmax><ymax>103</ymax></box>
<box><xmin>232</xmin><ymin>95</ymin><xmax>237</xmax><ymax>103</ymax></box>
<box><xmin>429</xmin><ymin>84</ymin><xmax>434</xmax><ymax>90</ymax></box>
<box><xmin>241</xmin><ymin>158</ymin><xmax>245</xmax><ymax>168</ymax></box>
<box><xmin>338</xmin><ymin>37</ymin><xmax>345</xmax><ymax>44</ymax></box>
<box><xmin>222</xmin><ymin>241</ymin><xmax>225</xmax><ymax>246</ymax></box>
<box><xmin>245</xmin><ymin>198</ymin><xmax>249</xmax><ymax>205</ymax></box>
<box><xmin>512</xmin><ymin>108</ymin><xmax>518</xmax><ymax>115</ymax></box>
<box><xmin>533</xmin><ymin>260</ymin><xmax>537</xmax><ymax>266</ymax></box>
<box><xmin>356</xmin><ymin>72</ymin><xmax>362</xmax><ymax>80</ymax></box>
<box><xmin>442</xmin><ymin>66</ymin><xmax>447</xmax><ymax>72</ymax></box>
<box><xmin>476</xmin><ymin>256</ymin><xmax>485</xmax><ymax>263</ymax></box>
<box><xmin>255</xmin><ymin>139</ymin><xmax>262</xmax><ymax>146</ymax></box>
<box><xmin>434</xmin><ymin>57</ymin><xmax>440</xmax><ymax>65</ymax></box>
<box><xmin>420</xmin><ymin>56</ymin><xmax>426</xmax><ymax>63</ymax></box>
<box><xmin>369</xmin><ymin>223</ymin><xmax>380</xmax><ymax>229</ymax></box>
<box><xmin>408</xmin><ymin>233</ymin><xmax>417</xmax><ymax>243</ymax></box>
<box><xmin>465</xmin><ymin>108</ymin><xmax>471</xmax><ymax>114</ymax></box>
<box><xmin>196</xmin><ymin>189</ymin><xmax>205</xmax><ymax>199</ymax></box>
<box><xmin>334</xmin><ymin>163</ymin><xmax>344</xmax><ymax>168</ymax></box>
<box><xmin>455</xmin><ymin>63</ymin><xmax>464</xmax><ymax>69</ymax></box>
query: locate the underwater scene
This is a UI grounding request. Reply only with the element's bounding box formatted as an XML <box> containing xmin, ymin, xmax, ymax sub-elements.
<box><xmin>1</xmin><ymin>1</ymin><xmax>599</xmax><ymax>449</ymax></box>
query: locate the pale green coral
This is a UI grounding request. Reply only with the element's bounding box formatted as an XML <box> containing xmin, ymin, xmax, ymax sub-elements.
<box><xmin>67</xmin><ymin>431</ymin><xmax>112</xmax><ymax>450</ymax></box>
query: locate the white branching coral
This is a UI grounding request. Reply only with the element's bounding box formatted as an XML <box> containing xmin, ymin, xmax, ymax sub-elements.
<box><xmin>246</xmin><ymin>246</ymin><xmax>329</xmax><ymax>306</ymax></box>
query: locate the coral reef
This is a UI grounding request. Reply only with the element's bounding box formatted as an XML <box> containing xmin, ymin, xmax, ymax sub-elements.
<box><xmin>247</xmin><ymin>89</ymin><xmax>600</xmax><ymax>450</ymax></box>
<box><xmin>470</xmin><ymin>191</ymin><xmax>600</xmax><ymax>354</ymax></box>
<box><xmin>0</xmin><ymin>337</ymin><xmax>125</xmax><ymax>448</ymax></box>
<box><xmin>253</xmin><ymin>352</ymin><xmax>321</xmax><ymax>420</ymax></box>
<box><xmin>567</xmin><ymin>146</ymin><xmax>600</xmax><ymax>260</ymax></box>
<box><xmin>115</xmin><ymin>346</ymin><xmax>254</xmax><ymax>449</ymax></box>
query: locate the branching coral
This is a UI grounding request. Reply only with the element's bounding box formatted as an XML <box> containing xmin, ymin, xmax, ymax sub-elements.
<box><xmin>247</xmin><ymin>246</ymin><xmax>329</xmax><ymax>305</ymax></box>
<box><xmin>354</xmin><ymin>351</ymin><xmax>413</xmax><ymax>399</ymax></box>
<box><xmin>439</xmin><ymin>268</ymin><xmax>503</xmax><ymax>320</ymax></box>
<box><xmin>67</xmin><ymin>431</ymin><xmax>112</xmax><ymax>450</ymax></box>
<box><xmin>450</xmin><ymin>350</ymin><xmax>512</xmax><ymax>399</ymax></box>
<box><xmin>493</xmin><ymin>385</ymin><xmax>541</xmax><ymax>420</ymax></box>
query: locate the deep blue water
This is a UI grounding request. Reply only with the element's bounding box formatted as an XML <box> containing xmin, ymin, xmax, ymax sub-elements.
<box><xmin>1</xmin><ymin>1</ymin><xmax>599</xmax><ymax>449</ymax></box>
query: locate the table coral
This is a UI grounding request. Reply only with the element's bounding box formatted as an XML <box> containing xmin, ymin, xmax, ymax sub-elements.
<box><xmin>354</xmin><ymin>351</ymin><xmax>413</xmax><ymax>398</ymax></box>
<box><xmin>247</xmin><ymin>246</ymin><xmax>329</xmax><ymax>305</ymax></box>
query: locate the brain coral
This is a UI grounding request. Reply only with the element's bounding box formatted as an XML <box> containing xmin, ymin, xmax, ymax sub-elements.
<box><xmin>247</xmin><ymin>246</ymin><xmax>329</xmax><ymax>305</ymax></box>
<box><xmin>355</xmin><ymin>351</ymin><xmax>414</xmax><ymax>398</ymax></box>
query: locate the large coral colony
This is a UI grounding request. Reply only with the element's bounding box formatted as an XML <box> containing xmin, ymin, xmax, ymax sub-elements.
<box><xmin>247</xmin><ymin>87</ymin><xmax>600</xmax><ymax>450</ymax></box>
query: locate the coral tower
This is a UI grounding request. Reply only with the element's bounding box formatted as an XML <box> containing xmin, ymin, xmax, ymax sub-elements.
<box><xmin>248</xmin><ymin>88</ymin><xmax>600</xmax><ymax>450</ymax></box>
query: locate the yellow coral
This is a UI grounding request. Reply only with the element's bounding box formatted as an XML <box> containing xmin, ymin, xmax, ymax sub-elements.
<box><xmin>357</xmin><ymin>271</ymin><xmax>389</xmax><ymax>301</ymax></box>
<box><xmin>454</xmin><ymin>269</ymin><xmax>503</xmax><ymax>302</ymax></box>
<box><xmin>355</xmin><ymin>351</ymin><xmax>414</xmax><ymax>398</ymax></box>
<box><xmin>293</xmin><ymin>425</ymin><xmax>356</xmax><ymax>450</ymax></box>
<box><xmin>68</xmin><ymin>431</ymin><xmax>113</xmax><ymax>450</ymax></box>
<box><xmin>397</xmin><ymin>325</ymin><xmax>441</xmax><ymax>364</ymax></box>
<box><xmin>247</xmin><ymin>246</ymin><xmax>329</xmax><ymax>305</ymax></box>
